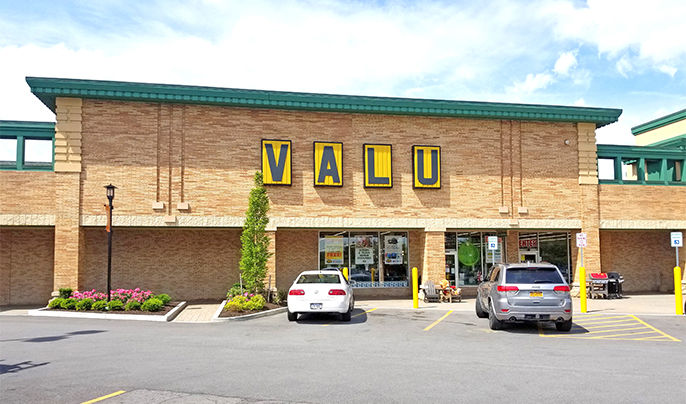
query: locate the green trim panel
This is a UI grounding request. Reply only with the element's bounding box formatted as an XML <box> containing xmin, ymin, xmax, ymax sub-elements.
<box><xmin>646</xmin><ymin>133</ymin><xmax>686</xmax><ymax>149</ymax></box>
<box><xmin>26</xmin><ymin>77</ymin><xmax>622</xmax><ymax>127</ymax></box>
<box><xmin>631</xmin><ymin>108</ymin><xmax>686</xmax><ymax>135</ymax></box>
<box><xmin>0</xmin><ymin>121</ymin><xmax>55</xmax><ymax>171</ymax></box>
<box><xmin>597</xmin><ymin>144</ymin><xmax>686</xmax><ymax>186</ymax></box>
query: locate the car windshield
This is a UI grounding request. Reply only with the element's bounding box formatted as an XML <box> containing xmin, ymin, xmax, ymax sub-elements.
<box><xmin>297</xmin><ymin>274</ymin><xmax>341</xmax><ymax>284</ymax></box>
<box><xmin>505</xmin><ymin>267</ymin><xmax>563</xmax><ymax>284</ymax></box>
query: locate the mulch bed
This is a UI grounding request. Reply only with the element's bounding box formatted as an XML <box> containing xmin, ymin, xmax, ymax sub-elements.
<box><xmin>45</xmin><ymin>301</ymin><xmax>181</xmax><ymax>316</ymax></box>
<box><xmin>219</xmin><ymin>302</ymin><xmax>285</xmax><ymax>318</ymax></box>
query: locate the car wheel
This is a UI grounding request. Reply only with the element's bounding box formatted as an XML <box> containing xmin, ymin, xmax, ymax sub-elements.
<box><xmin>341</xmin><ymin>300</ymin><xmax>353</xmax><ymax>322</ymax></box>
<box><xmin>555</xmin><ymin>318</ymin><xmax>572</xmax><ymax>332</ymax></box>
<box><xmin>287</xmin><ymin>310</ymin><xmax>297</xmax><ymax>321</ymax></box>
<box><xmin>475</xmin><ymin>294</ymin><xmax>488</xmax><ymax>318</ymax></box>
<box><xmin>488</xmin><ymin>301</ymin><xmax>504</xmax><ymax>330</ymax></box>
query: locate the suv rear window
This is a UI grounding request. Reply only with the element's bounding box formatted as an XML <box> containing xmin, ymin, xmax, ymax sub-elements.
<box><xmin>297</xmin><ymin>274</ymin><xmax>341</xmax><ymax>284</ymax></box>
<box><xmin>505</xmin><ymin>267</ymin><xmax>563</xmax><ymax>284</ymax></box>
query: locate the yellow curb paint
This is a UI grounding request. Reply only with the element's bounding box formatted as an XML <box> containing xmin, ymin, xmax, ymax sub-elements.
<box><xmin>81</xmin><ymin>390</ymin><xmax>126</xmax><ymax>404</ymax></box>
<box><xmin>424</xmin><ymin>310</ymin><xmax>453</xmax><ymax>331</ymax></box>
<box><xmin>322</xmin><ymin>308</ymin><xmax>377</xmax><ymax>327</ymax></box>
<box><xmin>630</xmin><ymin>315</ymin><xmax>681</xmax><ymax>342</ymax></box>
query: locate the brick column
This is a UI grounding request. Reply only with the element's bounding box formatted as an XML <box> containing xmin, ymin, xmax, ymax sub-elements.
<box><xmin>506</xmin><ymin>230</ymin><xmax>519</xmax><ymax>262</ymax></box>
<box><xmin>572</xmin><ymin>123</ymin><xmax>602</xmax><ymax>289</ymax></box>
<box><xmin>422</xmin><ymin>231</ymin><xmax>446</xmax><ymax>283</ymax></box>
<box><xmin>52</xmin><ymin>98</ymin><xmax>84</xmax><ymax>294</ymax></box>
<box><xmin>266</xmin><ymin>230</ymin><xmax>277</xmax><ymax>292</ymax></box>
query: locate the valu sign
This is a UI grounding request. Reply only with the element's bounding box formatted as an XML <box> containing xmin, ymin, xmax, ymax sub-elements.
<box><xmin>262</xmin><ymin>139</ymin><xmax>441</xmax><ymax>189</ymax></box>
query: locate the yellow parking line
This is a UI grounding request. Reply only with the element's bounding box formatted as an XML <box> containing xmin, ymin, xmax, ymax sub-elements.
<box><xmin>424</xmin><ymin>310</ymin><xmax>453</xmax><ymax>331</ymax></box>
<box><xmin>575</xmin><ymin>318</ymin><xmax>637</xmax><ymax>327</ymax></box>
<box><xmin>586</xmin><ymin>326</ymin><xmax>647</xmax><ymax>334</ymax></box>
<box><xmin>574</xmin><ymin>315</ymin><xmax>633</xmax><ymax>324</ymax></box>
<box><xmin>589</xmin><ymin>330</ymin><xmax>656</xmax><ymax>339</ymax></box>
<box><xmin>583</xmin><ymin>320</ymin><xmax>638</xmax><ymax>329</ymax></box>
<box><xmin>322</xmin><ymin>308</ymin><xmax>377</xmax><ymax>327</ymax></box>
<box><xmin>630</xmin><ymin>315</ymin><xmax>681</xmax><ymax>342</ymax></box>
<box><xmin>81</xmin><ymin>390</ymin><xmax>126</xmax><ymax>404</ymax></box>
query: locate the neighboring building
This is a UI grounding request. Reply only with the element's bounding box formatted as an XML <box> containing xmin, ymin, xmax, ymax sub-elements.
<box><xmin>1</xmin><ymin>77</ymin><xmax>684</xmax><ymax>305</ymax></box>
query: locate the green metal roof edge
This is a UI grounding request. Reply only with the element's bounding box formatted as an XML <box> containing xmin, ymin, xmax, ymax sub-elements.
<box><xmin>645</xmin><ymin>133</ymin><xmax>686</xmax><ymax>148</ymax></box>
<box><xmin>26</xmin><ymin>77</ymin><xmax>622</xmax><ymax>127</ymax></box>
<box><xmin>596</xmin><ymin>144</ymin><xmax>686</xmax><ymax>158</ymax></box>
<box><xmin>631</xmin><ymin>108</ymin><xmax>686</xmax><ymax>135</ymax></box>
<box><xmin>0</xmin><ymin>120</ymin><xmax>55</xmax><ymax>136</ymax></box>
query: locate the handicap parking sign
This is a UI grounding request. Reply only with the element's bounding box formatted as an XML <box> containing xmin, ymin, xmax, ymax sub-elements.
<box><xmin>671</xmin><ymin>232</ymin><xmax>683</xmax><ymax>247</ymax></box>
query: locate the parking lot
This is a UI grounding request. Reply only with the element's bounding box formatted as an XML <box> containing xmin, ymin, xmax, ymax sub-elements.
<box><xmin>2</xmin><ymin>305</ymin><xmax>685</xmax><ymax>404</ymax></box>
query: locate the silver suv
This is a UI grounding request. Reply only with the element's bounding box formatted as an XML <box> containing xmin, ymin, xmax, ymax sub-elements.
<box><xmin>476</xmin><ymin>263</ymin><xmax>573</xmax><ymax>331</ymax></box>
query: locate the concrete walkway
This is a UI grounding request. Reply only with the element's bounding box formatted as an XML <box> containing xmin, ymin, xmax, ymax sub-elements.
<box><xmin>172</xmin><ymin>302</ymin><xmax>222</xmax><ymax>322</ymax></box>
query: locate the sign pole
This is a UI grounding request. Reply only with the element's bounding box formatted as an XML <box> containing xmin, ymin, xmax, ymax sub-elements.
<box><xmin>576</xmin><ymin>232</ymin><xmax>587</xmax><ymax>314</ymax></box>
<box><xmin>670</xmin><ymin>232</ymin><xmax>683</xmax><ymax>315</ymax></box>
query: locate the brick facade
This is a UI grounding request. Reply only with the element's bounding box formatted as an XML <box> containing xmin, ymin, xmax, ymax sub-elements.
<box><xmin>2</xmin><ymin>86</ymin><xmax>684</xmax><ymax>302</ymax></box>
<box><xmin>0</xmin><ymin>228</ymin><xmax>54</xmax><ymax>305</ymax></box>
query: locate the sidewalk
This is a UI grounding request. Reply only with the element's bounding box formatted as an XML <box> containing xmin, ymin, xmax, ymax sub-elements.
<box><xmin>356</xmin><ymin>293</ymin><xmax>685</xmax><ymax>316</ymax></box>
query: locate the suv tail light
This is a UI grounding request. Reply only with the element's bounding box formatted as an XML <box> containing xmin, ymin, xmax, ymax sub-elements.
<box><xmin>289</xmin><ymin>289</ymin><xmax>305</xmax><ymax>296</ymax></box>
<box><xmin>328</xmin><ymin>289</ymin><xmax>347</xmax><ymax>295</ymax></box>
<box><xmin>497</xmin><ymin>285</ymin><xmax>519</xmax><ymax>292</ymax></box>
<box><xmin>554</xmin><ymin>286</ymin><xmax>570</xmax><ymax>292</ymax></box>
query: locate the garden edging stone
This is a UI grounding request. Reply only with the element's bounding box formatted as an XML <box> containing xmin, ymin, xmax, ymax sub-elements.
<box><xmin>28</xmin><ymin>301</ymin><xmax>187</xmax><ymax>322</ymax></box>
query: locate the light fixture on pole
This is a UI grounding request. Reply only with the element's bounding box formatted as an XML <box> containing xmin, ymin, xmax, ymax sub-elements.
<box><xmin>104</xmin><ymin>184</ymin><xmax>117</xmax><ymax>302</ymax></box>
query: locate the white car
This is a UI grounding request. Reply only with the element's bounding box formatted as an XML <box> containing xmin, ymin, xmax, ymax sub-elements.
<box><xmin>287</xmin><ymin>269</ymin><xmax>354</xmax><ymax>321</ymax></box>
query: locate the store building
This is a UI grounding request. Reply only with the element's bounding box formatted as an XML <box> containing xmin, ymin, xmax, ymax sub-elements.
<box><xmin>1</xmin><ymin>77</ymin><xmax>684</xmax><ymax>305</ymax></box>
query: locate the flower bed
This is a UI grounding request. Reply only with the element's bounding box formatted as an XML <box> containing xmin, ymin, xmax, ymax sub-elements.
<box><xmin>46</xmin><ymin>288</ymin><xmax>175</xmax><ymax>315</ymax></box>
<box><xmin>219</xmin><ymin>291</ymin><xmax>286</xmax><ymax>318</ymax></box>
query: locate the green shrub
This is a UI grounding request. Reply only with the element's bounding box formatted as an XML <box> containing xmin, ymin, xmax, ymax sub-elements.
<box><xmin>245</xmin><ymin>294</ymin><xmax>266</xmax><ymax>311</ymax></box>
<box><xmin>48</xmin><ymin>298</ymin><xmax>65</xmax><ymax>309</ymax></box>
<box><xmin>75</xmin><ymin>298</ymin><xmax>93</xmax><ymax>311</ymax></box>
<box><xmin>60</xmin><ymin>298</ymin><xmax>77</xmax><ymax>310</ymax></box>
<box><xmin>92</xmin><ymin>300</ymin><xmax>108</xmax><ymax>311</ymax></box>
<box><xmin>141</xmin><ymin>298</ymin><xmax>163</xmax><ymax>312</ymax></box>
<box><xmin>273</xmin><ymin>289</ymin><xmax>288</xmax><ymax>305</ymax></box>
<box><xmin>224</xmin><ymin>295</ymin><xmax>248</xmax><ymax>311</ymax></box>
<box><xmin>58</xmin><ymin>288</ymin><xmax>73</xmax><ymax>299</ymax></box>
<box><xmin>226</xmin><ymin>284</ymin><xmax>244</xmax><ymax>299</ymax></box>
<box><xmin>107</xmin><ymin>300</ymin><xmax>124</xmax><ymax>311</ymax></box>
<box><xmin>124</xmin><ymin>300</ymin><xmax>141</xmax><ymax>311</ymax></box>
<box><xmin>154</xmin><ymin>293</ymin><xmax>171</xmax><ymax>305</ymax></box>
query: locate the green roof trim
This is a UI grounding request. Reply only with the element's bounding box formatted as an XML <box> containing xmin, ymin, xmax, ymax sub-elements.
<box><xmin>646</xmin><ymin>133</ymin><xmax>686</xmax><ymax>149</ymax></box>
<box><xmin>26</xmin><ymin>77</ymin><xmax>621</xmax><ymax>127</ymax></box>
<box><xmin>631</xmin><ymin>108</ymin><xmax>686</xmax><ymax>135</ymax></box>
<box><xmin>0</xmin><ymin>120</ymin><xmax>55</xmax><ymax>137</ymax></box>
<box><xmin>597</xmin><ymin>144</ymin><xmax>686</xmax><ymax>159</ymax></box>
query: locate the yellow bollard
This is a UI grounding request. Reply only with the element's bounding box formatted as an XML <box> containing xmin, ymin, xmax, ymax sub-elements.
<box><xmin>412</xmin><ymin>267</ymin><xmax>419</xmax><ymax>309</ymax></box>
<box><xmin>371</xmin><ymin>268</ymin><xmax>375</xmax><ymax>285</ymax></box>
<box><xmin>342</xmin><ymin>267</ymin><xmax>348</xmax><ymax>281</ymax></box>
<box><xmin>579</xmin><ymin>266</ymin><xmax>587</xmax><ymax>313</ymax></box>
<box><xmin>674</xmin><ymin>266</ymin><xmax>683</xmax><ymax>315</ymax></box>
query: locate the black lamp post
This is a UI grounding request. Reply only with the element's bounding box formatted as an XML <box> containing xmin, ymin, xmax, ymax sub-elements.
<box><xmin>105</xmin><ymin>184</ymin><xmax>117</xmax><ymax>301</ymax></box>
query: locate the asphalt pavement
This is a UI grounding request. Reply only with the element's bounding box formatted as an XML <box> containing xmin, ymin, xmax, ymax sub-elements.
<box><xmin>1</xmin><ymin>306</ymin><xmax>685</xmax><ymax>403</ymax></box>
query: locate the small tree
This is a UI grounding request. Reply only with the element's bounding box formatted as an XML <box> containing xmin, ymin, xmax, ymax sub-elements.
<box><xmin>239</xmin><ymin>171</ymin><xmax>272</xmax><ymax>292</ymax></box>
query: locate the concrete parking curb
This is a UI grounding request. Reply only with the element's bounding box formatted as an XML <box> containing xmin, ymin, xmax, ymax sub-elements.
<box><xmin>27</xmin><ymin>301</ymin><xmax>187</xmax><ymax>322</ymax></box>
<box><xmin>213</xmin><ymin>304</ymin><xmax>288</xmax><ymax>321</ymax></box>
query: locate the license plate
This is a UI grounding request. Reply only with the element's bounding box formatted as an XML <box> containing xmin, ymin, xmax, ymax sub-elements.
<box><xmin>310</xmin><ymin>303</ymin><xmax>322</xmax><ymax>310</ymax></box>
<box><xmin>529</xmin><ymin>291</ymin><xmax>543</xmax><ymax>297</ymax></box>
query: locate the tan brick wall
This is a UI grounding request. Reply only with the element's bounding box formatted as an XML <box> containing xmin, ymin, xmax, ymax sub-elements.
<box><xmin>599</xmin><ymin>185</ymin><xmax>686</xmax><ymax>221</ymax></box>
<box><xmin>600</xmin><ymin>230</ymin><xmax>684</xmax><ymax>292</ymax></box>
<box><xmin>53</xmin><ymin>172</ymin><xmax>82</xmax><ymax>291</ymax></box>
<box><xmin>422</xmin><ymin>231</ymin><xmax>446</xmax><ymax>283</ymax></box>
<box><xmin>274</xmin><ymin>229</ymin><xmax>319</xmax><ymax>290</ymax></box>
<box><xmin>80</xmin><ymin>228</ymin><xmax>241</xmax><ymax>300</ymax></box>
<box><xmin>0</xmin><ymin>228</ymin><xmax>54</xmax><ymax>305</ymax></box>
<box><xmin>75</xmin><ymin>100</ymin><xmax>586</xmax><ymax>222</ymax></box>
<box><xmin>0</xmin><ymin>172</ymin><xmax>55</xmax><ymax>214</ymax></box>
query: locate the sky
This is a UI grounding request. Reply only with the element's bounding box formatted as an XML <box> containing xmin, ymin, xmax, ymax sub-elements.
<box><xmin>1</xmin><ymin>0</ymin><xmax>685</xmax><ymax>145</ymax></box>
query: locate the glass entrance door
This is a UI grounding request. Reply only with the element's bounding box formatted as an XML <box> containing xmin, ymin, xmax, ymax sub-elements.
<box><xmin>445</xmin><ymin>252</ymin><xmax>456</xmax><ymax>285</ymax></box>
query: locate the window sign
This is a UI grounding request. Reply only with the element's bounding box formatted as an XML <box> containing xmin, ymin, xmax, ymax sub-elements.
<box><xmin>384</xmin><ymin>235</ymin><xmax>403</xmax><ymax>264</ymax></box>
<box><xmin>313</xmin><ymin>141</ymin><xmax>343</xmax><ymax>186</ymax></box>
<box><xmin>354</xmin><ymin>235</ymin><xmax>375</xmax><ymax>265</ymax></box>
<box><xmin>412</xmin><ymin>145</ymin><xmax>441</xmax><ymax>188</ymax></box>
<box><xmin>363</xmin><ymin>144</ymin><xmax>392</xmax><ymax>188</ymax></box>
<box><xmin>261</xmin><ymin>139</ymin><xmax>292</xmax><ymax>185</ymax></box>
<box><xmin>324</xmin><ymin>236</ymin><xmax>344</xmax><ymax>265</ymax></box>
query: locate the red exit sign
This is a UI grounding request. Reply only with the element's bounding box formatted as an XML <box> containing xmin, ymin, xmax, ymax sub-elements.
<box><xmin>519</xmin><ymin>239</ymin><xmax>537</xmax><ymax>248</ymax></box>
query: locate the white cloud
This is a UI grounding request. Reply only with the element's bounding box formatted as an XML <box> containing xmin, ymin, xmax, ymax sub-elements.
<box><xmin>573</xmin><ymin>98</ymin><xmax>586</xmax><ymax>106</ymax></box>
<box><xmin>553</xmin><ymin>51</ymin><xmax>577</xmax><ymax>76</ymax></box>
<box><xmin>658</xmin><ymin>65</ymin><xmax>677</xmax><ymax>77</ymax></box>
<box><xmin>616</xmin><ymin>56</ymin><xmax>633</xmax><ymax>78</ymax></box>
<box><xmin>507</xmin><ymin>73</ymin><xmax>555</xmax><ymax>95</ymax></box>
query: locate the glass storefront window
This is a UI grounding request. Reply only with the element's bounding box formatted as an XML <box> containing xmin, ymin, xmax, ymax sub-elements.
<box><xmin>445</xmin><ymin>232</ymin><xmax>507</xmax><ymax>286</ymax></box>
<box><xmin>539</xmin><ymin>232</ymin><xmax>571</xmax><ymax>283</ymax></box>
<box><xmin>456</xmin><ymin>232</ymin><xmax>482</xmax><ymax>286</ymax></box>
<box><xmin>318</xmin><ymin>231</ymin><xmax>409</xmax><ymax>288</ymax></box>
